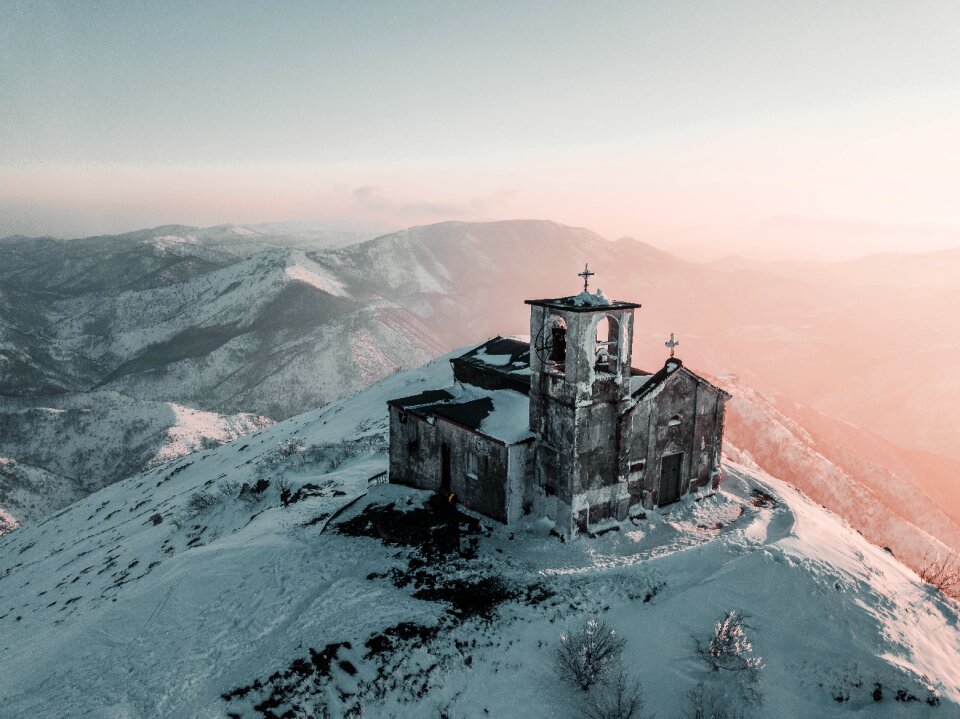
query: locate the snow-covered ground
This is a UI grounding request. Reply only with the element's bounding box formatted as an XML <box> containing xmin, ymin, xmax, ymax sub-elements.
<box><xmin>0</xmin><ymin>353</ymin><xmax>956</xmax><ymax>718</ymax></box>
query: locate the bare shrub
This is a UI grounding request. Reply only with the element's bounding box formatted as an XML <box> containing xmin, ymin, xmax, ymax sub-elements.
<box><xmin>304</xmin><ymin>437</ymin><xmax>386</xmax><ymax>471</ymax></box>
<box><xmin>255</xmin><ymin>437</ymin><xmax>386</xmax><ymax>481</ymax></box>
<box><xmin>696</xmin><ymin>611</ymin><xmax>762</xmax><ymax>675</ymax></box>
<box><xmin>581</xmin><ymin>670</ymin><xmax>648</xmax><ymax>719</ymax></box>
<box><xmin>918</xmin><ymin>552</ymin><xmax>960</xmax><ymax>597</ymax></box>
<box><xmin>278</xmin><ymin>479</ymin><xmax>292</xmax><ymax>507</ymax></box>
<box><xmin>684</xmin><ymin>683</ymin><xmax>741</xmax><ymax>719</ymax></box>
<box><xmin>184</xmin><ymin>482</ymin><xmax>242</xmax><ymax>517</ymax></box>
<box><xmin>556</xmin><ymin>618</ymin><xmax>626</xmax><ymax>691</ymax></box>
<box><xmin>217</xmin><ymin>481</ymin><xmax>241</xmax><ymax>500</ymax></box>
<box><xmin>255</xmin><ymin>437</ymin><xmax>306</xmax><ymax>478</ymax></box>
<box><xmin>186</xmin><ymin>490</ymin><xmax>219</xmax><ymax>516</ymax></box>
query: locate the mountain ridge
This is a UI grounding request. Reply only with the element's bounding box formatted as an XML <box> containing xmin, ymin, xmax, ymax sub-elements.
<box><xmin>2</xmin><ymin>219</ymin><xmax>957</xmax><ymax>575</ymax></box>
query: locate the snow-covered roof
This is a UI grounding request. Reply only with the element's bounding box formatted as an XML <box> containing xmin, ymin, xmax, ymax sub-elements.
<box><xmin>629</xmin><ymin>371</ymin><xmax>654</xmax><ymax>394</ymax></box>
<box><xmin>450</xmin><ymin>337</ymin><xmax>532</xmax><ymax>394</ymax></box>
<box><xmin>456</xmin><ymin>336</ymin><xmax>529</xmax><ymax>367</ymax></box>
<box><xmin>447</xmin><ymin>339</ymin><xmax>729</xmax><ymax>406</ymax></box>
<box><xmin>388</xmin><ymin>383</ymin><xmax>533</xmax><ymax>446</ymax></box>
<box><xmin>524</xmin><ymin>293</ymin><xmax>641</xmax><ymax>313</ymax></box>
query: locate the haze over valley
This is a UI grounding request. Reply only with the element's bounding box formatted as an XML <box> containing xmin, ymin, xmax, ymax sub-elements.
<box><xmin>1</xmin><ymin>220</ymin><xmax>957</xmax><ymax>576</ymax></box>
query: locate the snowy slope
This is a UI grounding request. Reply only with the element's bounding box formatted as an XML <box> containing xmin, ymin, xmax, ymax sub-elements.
<box><xmin>718</xmin><ymin>375</ymin><xmax>960</xmax><ymax>571</ymax></box>
<box><xmin>0</xmin><ymin>392</ymin><xmax>271</xmax><ymax>528</ymax></box>
<box><xmin>0</xmin><ymin>353</ymin><xmax>956</xmax><ymax>718</ymax></box>
<box><xmin>0</xmin><ymin>458</ymin><xmax>70</xmax><ymax>532</ymax></box>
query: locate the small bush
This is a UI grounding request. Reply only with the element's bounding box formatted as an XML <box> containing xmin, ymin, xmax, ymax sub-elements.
<box><xmin>684</xmin><ymin>683</ymin><xmax>741</xmax><ymax>719</ymax></box>
<box><xmin>186</xmin><ymin>490</ymin><xmax>220</xmax><ymax>516</ymax></box>
<box><xmin>581</xmin><ymin>670</ymin><xmax>647</xmax><ymax>719</ymax></box>
<box><xmin>255</xmin><ymin>438</ymin><xmax>306</xmax><ymax>478</ymax></box>
<box><xmin>556</xmin><ymin>618</ymin><xmax>626</xmax><ymax>691</ymax></box>
<box><xmin>696</xmin><ymin>611</ymin><xmax>762</xmax><ymax>675</ymax></box>
<box><xmin>217</xmin><ymin>481</ymin><xmax>241</xmax><ymax>500</ymax></box>
<box><xmin>185</xmin><ymin>482</ymin><xmax>242</xmax><ymax>517</ymax></box>
<box><xmin>918</xmin><ymin>552</ymin><xmax>960</xmax><ymax>597</ymax></box>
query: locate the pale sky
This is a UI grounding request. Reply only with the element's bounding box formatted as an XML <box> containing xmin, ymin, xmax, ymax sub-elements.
<box><xmin>2</xmin><ymin>1</ymin><xmax>960</xmax><ymax>257</ymax></box>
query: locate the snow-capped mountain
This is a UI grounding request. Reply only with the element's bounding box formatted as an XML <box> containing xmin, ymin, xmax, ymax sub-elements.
<box><xmin>0</xmin><ymin>224</ymin><xmax>444</xmax><ymax>513</ymax></box>
<box><xmin>2</xmin><ymin>220</ymin><xmax>958</xmax><ymax>580</ymax></box>
<box><xmin>0</xmin><ymin>227</ymin><xmax>442</xmax><ymax>416</ymax></box>
<box><xmin>0</xmin><ymin>352</ymin><xmax>955</xmax><ymax>718</ymax></box>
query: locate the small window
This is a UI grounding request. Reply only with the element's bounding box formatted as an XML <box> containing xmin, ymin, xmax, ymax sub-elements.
<box><xmin>398</xmin><ymin>411</ymin><xmax>407</xmax><ymax>424</ymax></box>
<box><xmin>630</xmin><ymin>460</ymin><xmax>645</xmax><ymax>473</ymax></box>
<box><xmin>667</xmin><ymin>414</ymin><xmax>681</xmax><ymax>427</ymax></box>
<box><xmin>466</xmin><ymin>450</ymin><xmax>479</xmax><ymax>479</ymax></box>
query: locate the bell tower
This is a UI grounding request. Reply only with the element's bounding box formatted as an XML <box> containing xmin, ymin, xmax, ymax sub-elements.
<box><xmin>525</xmin><ymin>265</ymin><xmax>640</xmax><ymax>536</ymax></box>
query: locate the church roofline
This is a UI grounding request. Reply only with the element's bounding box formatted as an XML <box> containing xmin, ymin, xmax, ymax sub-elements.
<box><xmin>524</xmin><ymin>297</ymin><xmax>641</xmax><ymax>312</ymax></box>
<box><xmin>631</xmin><ymin>357</ymin><xmax>732</xmax><ymax>401</ymax></box>
<box><xmin>449</xmin><ymin>338</ymin><xmax>731</xmax><ymax>401</ymax></box>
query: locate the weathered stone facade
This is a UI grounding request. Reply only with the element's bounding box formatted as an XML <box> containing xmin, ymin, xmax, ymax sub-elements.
<box><xmin>388</xmin><ymin>288</ymin><xmax>730</xmax><ymax>537</ymax></box>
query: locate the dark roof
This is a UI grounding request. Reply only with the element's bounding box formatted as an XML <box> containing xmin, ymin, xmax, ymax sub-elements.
<box><xmin>631</xmin><ymin>358</ymin><xmax>682</xmax><ymax>399</ymax></box>
<box><xmin>387</xmin><ymin>388</ymin><xmax>455</xmax><ymax>409</ymax></box>
<box><xmin>388</xmin><ymin>388</ymin><xmax>533</xmax><ymax>446</ymax></box>
<box><xmin>388</xmin><ymin>389</ymin><xmax>493</xmax><ymax>429</ymax></box>
<box><xmin>632</xmin><ymin>358</ymin><xmax>732</xmax><ymax>401</ymax></box>
<box><xmin>451</xmin><ymin>337</ymin><xmax>532</xmax><ymax>394</ymax></box>
<box><xmin>417</xmin><ymin>397</ymin><xmax>494</xmax><ymax>431</ymax></box>
<box><xmin>457</xmin><ymin>336</ymin><xmax>530</xmax><ymax>364</ymax></box>
<box><xmin>525</xmin><ymin>295</ymin><xmax>642</xmax><ymax>312</ymax></box>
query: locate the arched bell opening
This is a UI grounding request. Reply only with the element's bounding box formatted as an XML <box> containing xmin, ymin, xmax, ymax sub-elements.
<box><xmin>593</xmin><ymin>314</ymin><xmax>620</xmax><ymax>375</ymax></box>
<box><xmin>535</xmin><ymin>315</ymin><xmax>568</xmax><ymax>376</ymax></box>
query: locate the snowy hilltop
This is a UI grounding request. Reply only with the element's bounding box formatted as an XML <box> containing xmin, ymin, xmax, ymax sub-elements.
<box><xmin>3</xmin><ymin>220</ymin><xmax>958</xmax><ymax>587</ymax></box>
<box><xmin>0</xmin><ymin>351</ymin><xmax>956</xmax><ymax>718</ymax></box>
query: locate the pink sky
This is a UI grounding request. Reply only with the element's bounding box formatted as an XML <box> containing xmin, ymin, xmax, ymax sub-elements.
<box><xmin>3</xmin><ymin>3</ymin><xmax>959</xmax><ymax>259</ymax></box>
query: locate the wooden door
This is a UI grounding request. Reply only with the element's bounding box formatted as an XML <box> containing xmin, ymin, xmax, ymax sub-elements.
<box><xmin>658</xmin><ymin>452</ymin><xmax>683</xmax><ymax>505</ymax></box>
<box><xmin>440</xmin><ymin>444</ymin><xmax>452</xmax><ymax>494</ymax></box>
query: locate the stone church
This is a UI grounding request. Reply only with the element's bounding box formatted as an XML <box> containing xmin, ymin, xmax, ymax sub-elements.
<box><xmin>387</xmin><ymin>269</ymin><xmax>731</xmax><ymax>537</ymax></box>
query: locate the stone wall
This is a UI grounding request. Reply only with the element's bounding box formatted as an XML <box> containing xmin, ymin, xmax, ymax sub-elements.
<box><xmin>626</xmin><ymin>369</ymin><xmax>727</xmax><ymax>508</ymax></box>
<box><xmin>388</xmin><ymin>405</ymin><xmax>521</xmax><ymax>523</ymax></box>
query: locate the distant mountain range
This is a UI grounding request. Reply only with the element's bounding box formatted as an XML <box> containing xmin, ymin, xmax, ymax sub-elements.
<box><xmin>2</xmin><ymin>219</ymin><xmax>958</xmax><ymax>571</ymax></box>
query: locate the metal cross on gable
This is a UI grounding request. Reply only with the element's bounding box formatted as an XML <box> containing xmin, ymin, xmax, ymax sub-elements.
<box><xmin>577</xmin><ymin>262</ymin><xmax>595</xmax><ymax>292</ymax></box>
<box><xmin>665</xmin><ymin>332</ymin><xmax>680</xmax><ymax>357</ymax></box>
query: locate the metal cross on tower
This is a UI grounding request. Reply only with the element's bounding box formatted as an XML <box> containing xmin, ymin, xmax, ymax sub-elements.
<box><xmin>665</xmin><ymin>332</ymin><xmax>680</xmax><ymax>357</ymax></box>
<box><xmin>577</xmin><ymin>263</ymin><xmax>595</xmax><ymax>292</ymax></box>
